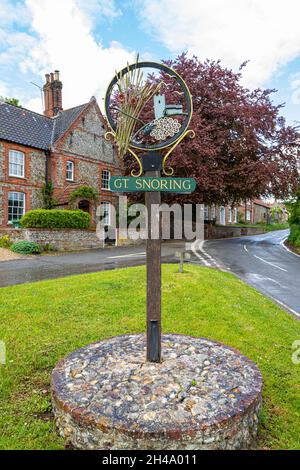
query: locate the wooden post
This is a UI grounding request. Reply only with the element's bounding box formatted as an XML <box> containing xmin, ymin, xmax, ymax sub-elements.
<box><xmin>145</xmin><ymin>169</ymin><xmax>161</xmax><ymax>362</ymax></box>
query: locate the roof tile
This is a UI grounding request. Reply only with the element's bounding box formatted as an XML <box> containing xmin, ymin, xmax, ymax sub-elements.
<box><xmin>0</xmin><ymin>101</ymin><xmax>89</xmax><ymax>150</ymax></box>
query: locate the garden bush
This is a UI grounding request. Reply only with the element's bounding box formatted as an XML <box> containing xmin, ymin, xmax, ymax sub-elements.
<box><xmin>287</xmin><ymin>190</ymin><xmax>300</xmax><ymax>247</ymax></box>
<box><xmin>20</xmin><ymin>209</ymin><xmax>91</xmax><ymax>229</ymax></box>
<box><xmin>0</xmin><ymin>235</ymin><xmax>12</xmax><ymax>249</ymax></box>
<box><xmin>69</xmin><ymin>185</ymin><xmax>98</xmax><ymax>204</ymax></box>
<box><xmin>288</xmin><ymin>224</ymin><xmax>300</xmax><ymax>246</ymax></box>
<box><xmin>11</xmin><ymin>241</ymin><xmax>41</xmax><ymax>255</ymax></box>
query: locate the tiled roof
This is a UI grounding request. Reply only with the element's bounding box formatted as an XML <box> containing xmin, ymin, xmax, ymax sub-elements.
<box><xmin>0</xmin><ymin>102</ymin><xmax>53</xmax><ymax>150</ymax></box>
<box><xmin>253</xmin><ymin>199</ymin><xmax>272</xmax><ymax>208</ymax></box>
<box><xmin>0</xmin><ymin>101</ymin><xmax>89</xmax><ymax>151</ymax></box>
<box><xmin>52</xmin><ymin>103</ymin><xmax>88</xmax><ymax>142</ymax></box>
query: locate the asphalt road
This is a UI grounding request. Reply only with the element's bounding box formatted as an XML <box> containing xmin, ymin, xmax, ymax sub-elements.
<box><xmin>0</xmin><ymin>241</ymin><xmax>184</xmax><ymax>287</ymax></box>
<box><xmin>1</xmin><ymin>229</ymin><xmax>299</xmax><ymax>319</ymax></box>
<box><xmin>194</xmin><ymin>229</ymin><xmax>300</xmax><ymax>319</ymax></box>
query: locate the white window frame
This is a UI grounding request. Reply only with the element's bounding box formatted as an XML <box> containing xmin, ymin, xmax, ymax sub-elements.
<box><xmin>9</xmin><ymin>150</ymin><xmax>25</xmax><ymax>178</ymax></box>
<box><xmin>234</xmin><ymin>208</ymin><xmax>237</xmax><ymax>223</ymax></box>
<box><xmin>101</xmin><ymin>169</ymin><xmax>111</xmax><ymax>190</ymax></box>
<box><xmin>204</xmin><ymin>205</ymin><xmax>209</xmax><ymax>221</ymax></box>
<box><xmin>220</xmin><ymin>206</ymin><xmax>226</xmax><ymax>225</ymax></box>
<box><xmin>101</xmin><ymin>201</ymin><xmax>111</xmax><ymax>225</ymax></box>
<box><xmin>246</xmin><ymin>210</ymin><xmax>251</xmax><ymax>222</ymax></box>
<box><xmin>8</xmin><ymin>191</ymin><xmax>25</xmax><ymax>222</ymax></box>
<box><xmin>66</xmin><ymin>161</ymin><xmax>74</xmax><ymax>181</ymax></box>
<box><xmin>228</xmin><ymin>207</ymin><xmax>232</xmax><ymax>223</ymax></box>
<box><xmin>211</xmin><ymin>205</ymin><xmax>216</xmax><ymax>220</ymax></box>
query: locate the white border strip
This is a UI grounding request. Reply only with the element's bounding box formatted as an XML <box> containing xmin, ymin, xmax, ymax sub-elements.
<box><xmin>280</xmin><ymin>238</ymin><xmax>300</xmax><ymax>258</ymax></box>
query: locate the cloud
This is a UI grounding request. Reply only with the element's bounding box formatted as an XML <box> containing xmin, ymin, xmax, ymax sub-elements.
<box><xmin>289</xmin><ymin>73</ymin><xmax>300</xmax><ymax>104</ymax></box>
<box><xmin>0</xmin><ymin>32</ymin><xmax>36</xmax><ymax>66</ymax></box>
<box><xmin>135</xmin><ymin>0</ymin><xmax>300</xmax><ymax>88</ymax></box>
<box><xmin>0</xmin><ymin>0</ymin><xmax>30</xmax><ymax>27</ymax></box>
<box><xmin>19</xmin><ymin>0</ymin><xmax>134</xmax><ymax>112</ymax></box>
<box><xmin>77</xmin><ymin>0</ymin><xmax>122</xmax><ymax>24</ymax></box>
<box><xmin>0</xmin><ymin>81</ymin><xmax>8</xmax><ymax>97</ymax></box>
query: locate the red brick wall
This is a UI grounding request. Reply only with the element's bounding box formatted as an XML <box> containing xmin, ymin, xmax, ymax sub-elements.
<box><xmin>0</xmin><ymin>140</ymin><xmax>47</xmax><ymax>227</ymax></box>
<box><xmin>0</xmin><ymin>102</ymin><xmax>122</xmax><ymax>228</ymax></box>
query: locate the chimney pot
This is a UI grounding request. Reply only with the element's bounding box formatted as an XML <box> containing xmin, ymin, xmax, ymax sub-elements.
<box><xmin>43</xmin><ymin>70</ymin><xmax>63</xmax><ymax>117</ymax></box>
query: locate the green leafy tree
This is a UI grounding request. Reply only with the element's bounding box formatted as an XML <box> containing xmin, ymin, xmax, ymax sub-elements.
<box><xmin>287</xmin><ymin>189</ymin><xmax>300</xmax><ymax>246</ymax></box>
<box><xmin>270</xmin><ymin>205</ymin><xmax>284</xmax><ymax>223</ymax></box>
<box><xmin>0</xmin><ymin>96</ymin><xmax>21</xmax><ymax>107</ymax></box>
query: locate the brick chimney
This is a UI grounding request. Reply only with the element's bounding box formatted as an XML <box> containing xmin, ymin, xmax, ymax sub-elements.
<box><xmin>43</xmin><ymin>70</ymin><xmax>63</xmax><ymax>117</ymax></box>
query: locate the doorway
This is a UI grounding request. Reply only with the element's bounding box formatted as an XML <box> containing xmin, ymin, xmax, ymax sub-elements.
<box><xmin>78</xmin><ymin>200</ymin><xmax>90</xmax><ymax>213</ymax></box>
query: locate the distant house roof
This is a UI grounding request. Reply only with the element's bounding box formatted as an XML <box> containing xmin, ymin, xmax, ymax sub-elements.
<box><xmin>253</xmin><ymin>199</ymin><xmax>272</xmax><ymax>208</ymax></box>
<box><xmin>0</xmin><ymin>101</ymin><xmax>89</xmax><ymax>151</ymax></box>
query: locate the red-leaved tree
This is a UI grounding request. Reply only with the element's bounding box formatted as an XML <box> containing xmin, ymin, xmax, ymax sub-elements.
<box><xmin>124</xmin><ymin>53</ymin><xmax>300</xmax><ymax>204</ymax></box>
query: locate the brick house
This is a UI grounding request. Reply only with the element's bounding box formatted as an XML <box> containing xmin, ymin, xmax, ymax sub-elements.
<box><xmin>0</xmin><ymin>71</ymin><xmax>120</xmax><ymax>228</ymax></box>
<box><xmin>204</xmin><ymin>199</ymin><xmax>271</xmax><ymax>225</ymax></box>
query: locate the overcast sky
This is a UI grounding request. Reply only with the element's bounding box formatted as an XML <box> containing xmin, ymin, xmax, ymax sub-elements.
<box><xmin>1</xmin><ymin>0</ymin><xmax>300</xmax><ymax>125</ymax></box>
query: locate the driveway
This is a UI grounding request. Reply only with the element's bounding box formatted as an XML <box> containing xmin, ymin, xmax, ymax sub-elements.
<box><xmin>192</xmin><ymin>229</ymin><xmax>300</xmax><ymax>319</ymax></box>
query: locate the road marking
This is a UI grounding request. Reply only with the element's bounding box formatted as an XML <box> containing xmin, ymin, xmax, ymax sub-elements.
<box><xmin>109</xmin><ymin>252</ymin><xmax>146</xmax><ymax>259</ymax></box>
<box><xmin>270</xmin><ymin>297</ymin><xmax>300</xmax><ymax>319</ymax></box>
<box><xmin>246</xmin><ymin>273</ymin><xmax>287</xmax><ymax>289</ymax></box>
<box><xmin>266</xmin><ymin>277</ymin><xmax>287</xmax><ymax>288</ymax></box>
<box><xmin>280</xmin><ymin>238</ymin><xmax>300</xmax><ymax>259</ymax></box>
<box><xmin>190</xmin><ymin>239</ymin><xmax>221</xmax><ymax>268</ymax></box>
<box><xmin>253</xmin><ymin>254</ymin><xmax>287</xmax><ymax>272</ymax></box>
<box><xmin>244</xmin><ymin>242</ymin><xmax>288</xmax><ymax>272</ymax></box>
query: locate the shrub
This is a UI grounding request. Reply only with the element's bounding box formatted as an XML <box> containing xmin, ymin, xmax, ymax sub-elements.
<box><xmin>288</xmin><ymin>202</ymin><xmax>300</xmax><ymax>225</ymax></box>
<box><xmin>69</xmin><ymin>186</ymin><xmax>98</xmax><ymax>204</ymax></box>
<box><xmin>41</xmin><ymin>182</ymin><xmax>58</xmax><ymax>209</ymax></box>
<box><xmin>0</xmin><ymin>235</ymin><xmax>12</xmax><ymax>249</ymax></box>
<box><xmin>288</xmin><ymin>224</ymin><xmax>300</xmax><ymax>247</ymax></box>
<box><xmin>11</xmin><ymin>241</ymin><xmax>41</xmax><ymax>255</ymax></box>
<box><xmin>41</xmin><ymin>243</ymin><xmax>55</xmax><ymax>252</ymax></box>
<box><xmin>20</xmin><ymin>209</ymin><xmax>91</xmax><ymax>229</ymax></box>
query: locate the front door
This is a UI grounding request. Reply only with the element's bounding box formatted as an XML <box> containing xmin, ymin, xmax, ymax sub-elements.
<box><xmin>78</xmin><ymin>200</ymin><xmax>90</xmax><ymax>213</ymax></box>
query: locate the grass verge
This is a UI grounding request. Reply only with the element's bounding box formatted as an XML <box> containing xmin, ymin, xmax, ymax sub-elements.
<box><xmin>0</xmin><ymin>264</ymin><xmax>299</xmax><ymax>449</ymax></box>
<box><xmin>227</xmin><ymin>223</ymin><xmax>289</xmax><ymax>231</ymax></box>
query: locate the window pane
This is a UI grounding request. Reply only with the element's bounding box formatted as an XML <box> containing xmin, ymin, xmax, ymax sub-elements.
<box><xmin>9</xmin><ymin>151</ymin><xmax>24</xmax><ymax>177</ymax></box>
<box><xmin>102</xmin><ymin>170</ymin><xmax>110</xmax><ymax>189</ymax></box>
<box><xmin>66</xmin><ymin>161</ymin><xmax>74</xmax><ymax>180</ymax></box>
<box><xmin>8</xmin><ymin>192</ymin><xmax>25</xmax><ymax>222</ymax></box>
<box><xmin>101</xmin><ymin>202</ymin><xmax>110</xmax><ymax>225</ymax></box>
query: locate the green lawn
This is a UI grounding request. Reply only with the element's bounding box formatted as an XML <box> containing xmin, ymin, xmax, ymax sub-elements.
<box><xmin>0</xmin><ymin>264</ymin><xmax>299</xmax><ymax>450</ymax></box>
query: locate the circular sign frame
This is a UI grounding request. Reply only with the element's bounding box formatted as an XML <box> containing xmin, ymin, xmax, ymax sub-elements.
<box><xmin>104</xmin><ymin>61</ymin><xmax>193</xmax><ymax>152</ymax></box>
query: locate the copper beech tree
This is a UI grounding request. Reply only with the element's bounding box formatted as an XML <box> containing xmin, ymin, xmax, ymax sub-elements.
<box><xmin>124</xmin><ymin>53</ymin><xmax>300</xmax><ymax>204</ymax></box>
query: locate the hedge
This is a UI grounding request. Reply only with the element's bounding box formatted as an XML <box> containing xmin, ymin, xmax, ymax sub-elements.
<box><xmin>11</xmin><ymin>241</ymin><xmax>41</xmax><ymax>255</ymax></box>
<box><xmin>20</xmin><ymin>209</ymin><xmax>91</xmax><ymax>229</ymax></box>
<box><xmin>288</xmin><ymin>224</ymin><xmax>300</xmax><ymax>247</ymax></box>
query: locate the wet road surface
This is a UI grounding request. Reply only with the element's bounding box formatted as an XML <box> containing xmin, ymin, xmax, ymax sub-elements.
<box><xmin>193</xmin><ymin>230</ymin><xmax>300</xmax><ymax>319</ymax></box>
<box><xmin>0</xmin><ymin>242</ymin><xmax>184</xmax><ymax>287</ymax></box>
<box><xmin>1</xmin><ymin>230</ymin><xmax>299</xmax><ymax>319</ymax></box>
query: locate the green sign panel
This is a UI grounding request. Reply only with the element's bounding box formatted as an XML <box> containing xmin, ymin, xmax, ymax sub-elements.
<box><xmin>109</xmin><ymin>176</ymin><xmax>196</xmax><ymax>194</ymax></box>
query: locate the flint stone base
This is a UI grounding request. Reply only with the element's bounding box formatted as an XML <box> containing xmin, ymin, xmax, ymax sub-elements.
<box><xmin>51</xmin><ymin>334</ymin><xmax>263</xmax><ymax>450</ymax></box>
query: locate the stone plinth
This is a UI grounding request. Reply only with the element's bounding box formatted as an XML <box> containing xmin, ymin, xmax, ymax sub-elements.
<box><xmin>51</xmin><ymin>334</ymin><xmax>263</xmax><ymax>450</ymax></box>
